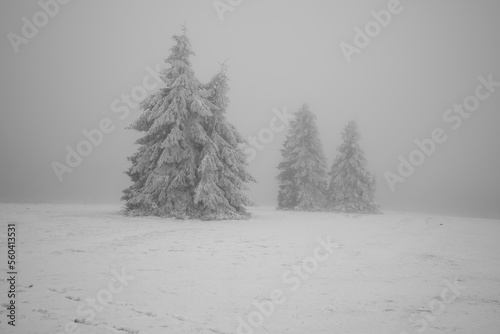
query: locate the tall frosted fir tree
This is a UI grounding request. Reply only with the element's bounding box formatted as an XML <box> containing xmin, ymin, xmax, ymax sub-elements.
<box><xmin>277</xmin><ymin>104</ymin><xmax>328</xmax><ymax>211</ymax></box>
<box><xmin>122</xmin><ymin>29</ymin><xmax>254</xmax><ymax>220</ymax></box>
<box><xmin>327</xmin><ymin>120</ymin><xmax>379</xmax><ymax>213</ymax></box>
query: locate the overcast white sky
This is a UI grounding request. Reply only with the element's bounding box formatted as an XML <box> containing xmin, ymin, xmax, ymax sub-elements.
<box><xmin>1</xmin><ymin>0</ymin><xmax>499</xmax><ymax>218</ymax></box>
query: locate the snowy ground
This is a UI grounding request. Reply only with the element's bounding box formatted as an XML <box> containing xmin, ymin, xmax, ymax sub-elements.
<box><xmin>0</xmin><ymin>203</ymin><xmax>499</xmax><ymax>334</ymax></box>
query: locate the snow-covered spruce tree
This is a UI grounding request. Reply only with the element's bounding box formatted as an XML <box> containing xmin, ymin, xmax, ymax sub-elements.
<box><xmin>327</xmin><ymin>120</ymin><xmax>380</xmax><ymax>213</ymax></box>
<box><xmin>122</xmin><ymin>30</ymin><xmax>254</xmax><ymax>220</ymax></box>
<box><xmin>277</xmin><ymin>104</ymin><xmax>328</xmax><ymax>211</ymax></box>
<box><xmin>193</xmin><ymin>66</ymin><xmax>256</xmax><ymax>220</ymax></box>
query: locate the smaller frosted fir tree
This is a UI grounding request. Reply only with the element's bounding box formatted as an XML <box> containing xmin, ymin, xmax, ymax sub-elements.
<box><xmin>327</xmin><ymin>120</ymin><xmax>380</xmax><ymax>213</ymax></box>
<box><xmin>193</xmin><ymin>65</ymin><xmax>256</xmax><ymax>220</ymax></box>
<box><xmin>277</xmin><ymin>104</ymin><xmax>328</xmax><ymax>211</ymax></box>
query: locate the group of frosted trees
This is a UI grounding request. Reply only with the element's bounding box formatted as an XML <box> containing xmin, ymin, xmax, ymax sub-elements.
<box><xmin>277</xmin><ymin>104</ymin><xmax>380</xmax><ymax>214</ymax></box>
<box><xmin>122</xmin><ymin>29</ymin><xmax>379</xmax><ymax>220</ymax></box>
<box><xmin>122</xmin><ymin>29</ymin><xmax>255</xmax><ymax>220</ymax></box>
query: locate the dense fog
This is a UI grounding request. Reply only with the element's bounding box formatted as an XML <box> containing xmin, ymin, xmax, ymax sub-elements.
<box><xmin>1</xmin><ymin>0</ymin><xmax>499</xmax><ymax>218</ymax></box>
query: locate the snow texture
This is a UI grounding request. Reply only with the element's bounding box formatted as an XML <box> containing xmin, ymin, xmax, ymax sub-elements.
<box><xmin>1</xmin><ymin>203</ymin><xmax>499</xmax><ymax>334</ymax></box>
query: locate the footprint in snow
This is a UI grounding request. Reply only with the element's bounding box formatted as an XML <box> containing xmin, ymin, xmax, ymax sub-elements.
<box><xmin>65</xmin><ymin>295</ymin><xmax>81</xmax><ymax>302</ymax></box>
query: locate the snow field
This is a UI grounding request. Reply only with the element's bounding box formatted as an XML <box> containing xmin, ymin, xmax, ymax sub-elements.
<box><xmin>0</xmin><ymin>204</ymin><xmax>499</xmax><ymax>333</ymax></box>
